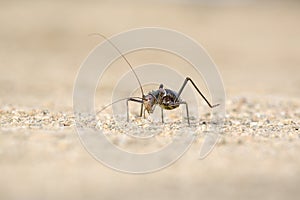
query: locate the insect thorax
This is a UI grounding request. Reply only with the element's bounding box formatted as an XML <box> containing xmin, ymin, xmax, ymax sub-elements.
<box><xmin>148</xmin><ymin>86</ymin><xmax>181</xmax><ymax>110</ymax></box>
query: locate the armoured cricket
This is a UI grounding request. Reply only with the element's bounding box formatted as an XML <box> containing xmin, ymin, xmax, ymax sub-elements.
<box><xmin>94</xmin><ymin>34</ymin><xmax>220</xmax><ymax>125</ymax></box>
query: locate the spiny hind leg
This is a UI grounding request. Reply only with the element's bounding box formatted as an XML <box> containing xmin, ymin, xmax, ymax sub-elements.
<box><xmin>177</xmin><ymin>77</ymin><xmax>219</xmax><ymax>108</ymax></box>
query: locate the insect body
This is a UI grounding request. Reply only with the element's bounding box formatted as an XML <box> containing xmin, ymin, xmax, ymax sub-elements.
<box><xmin>136</xmin><ymin>84</ymin><xmax>184</xmax><ymax>123</ymax></box>
<box><xmin>126</xmin><ymin>77</ymin><xmax>219</xmax><ymax>125</ymax></box>
<box><xmin>93</xmin><ymin>33</ymin><xmax>220</xmax><ymax>125</ymax></box>
<box><xmin>144</xmin><ymin>84</ymin><xmax>180</xmax><ymax>113</ymax></box>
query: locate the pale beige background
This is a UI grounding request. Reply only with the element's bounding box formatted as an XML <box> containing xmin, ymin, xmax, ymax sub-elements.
<box><xmin>0</xmin><ymin>0</ymin><xmax>300</xmax><ymax>200</ymax></box>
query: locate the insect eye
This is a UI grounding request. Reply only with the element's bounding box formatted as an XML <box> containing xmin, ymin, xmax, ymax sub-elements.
<box><xmin>145</xmin><ymin>96</ymin><xmax>152</xmax><ymax>101</ymax></box>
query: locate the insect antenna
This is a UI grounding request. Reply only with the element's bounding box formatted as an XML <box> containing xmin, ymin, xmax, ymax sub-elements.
<box><xmin>89</xmin><ymin>33</ymin><xmax>145</xmax><ymax>98</ymax></box>
<box><xmin>96</xmin><ymin>96</ymin><xmax>143</xmax><ymax>115</ymax></box>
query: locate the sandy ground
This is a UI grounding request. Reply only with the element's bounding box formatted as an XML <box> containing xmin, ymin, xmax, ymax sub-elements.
<box><xmin>1</xmin><ymin>0</ymin><xmax>300</xmax><ymax>200</ymax></box>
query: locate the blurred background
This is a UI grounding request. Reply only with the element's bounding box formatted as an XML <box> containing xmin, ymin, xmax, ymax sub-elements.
<box><xmin>0</xmin><ymin>0</ymin><xmax>300</xmax><ymax>200</ymax></box>
<box><xmin>0</xmin><ymin>0</ymin><xmax>299</xmax><ymax>109</ymax></box>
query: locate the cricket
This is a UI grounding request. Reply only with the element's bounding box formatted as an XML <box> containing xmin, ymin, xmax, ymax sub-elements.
<box><xmin>94</xmin><ymin>33</ymin><xmax>220</xmax><ymax>125</ymax></box>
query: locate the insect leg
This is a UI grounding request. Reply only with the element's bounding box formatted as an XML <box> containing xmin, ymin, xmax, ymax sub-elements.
<box><xmin>140</xmin><ymin>104</ymin><xmax>144</xmax><ymax>117</ymax></box>
<box><xmin>177</xmin><ymin>77</ymin><xmax>219</xmax><ymax>108</ymax></box>
<box><xmin>180</xmin><ymin>101</ymin><xmax>190</xmax><ymax>125</ymax></box>
<box><xmin>126</xmin><ymin>97</ymin><xmax>143</xmax><ymax>122</ymax></box>
<box><xmin>161</xmin><ymin>107</ymin><xmax>164</xmax><ymax>123</ymax></box>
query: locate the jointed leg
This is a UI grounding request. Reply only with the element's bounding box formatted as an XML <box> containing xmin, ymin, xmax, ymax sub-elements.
<box><xmin>161</xmin><ymin>108</ymin><xmax>164</xmax><ymax>123</ymax></box>
<box><xmin>177</xmin><ymin>77</ymin><xmax>219</xmax><ymax>108</ymax></box>
<box><xmin>126</xmin><ymin>97</ymin><xmax>143</xmax><ymax>122</ymax></box>
<box><xmin>140</xmin><ymin>104</ymin><xmax>144</xmax><ymax>117</ymax></box>
<box><xmin>180</xmin><ymin>101</ymin><xmax>190</xmax><ymax>125</ymax></box>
